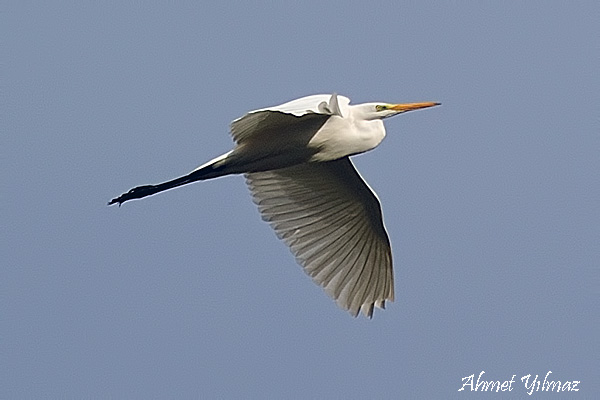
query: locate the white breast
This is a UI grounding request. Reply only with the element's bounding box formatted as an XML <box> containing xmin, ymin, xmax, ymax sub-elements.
<box><xmin>308</xmin><ymin>116</ymin><xmax>386</xmax><ymax>162</ymax></box>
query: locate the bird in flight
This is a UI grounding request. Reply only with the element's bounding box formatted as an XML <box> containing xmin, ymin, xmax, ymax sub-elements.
<box><xmin>109</xmin><ymin>94</ymin><xmax>439</xmax><ymax>317</ymax></box>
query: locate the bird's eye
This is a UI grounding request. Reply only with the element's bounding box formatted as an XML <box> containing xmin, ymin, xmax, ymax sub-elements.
<box><xmin>375</xmin><ymin>105</ymin><xmax>387</xmax><ymax>112</ymax></box>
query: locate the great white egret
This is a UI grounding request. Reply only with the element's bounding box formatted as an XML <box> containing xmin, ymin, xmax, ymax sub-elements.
<box><xmin>109</xmin><ymin>94</ymin><xmax>439</xmax><ymax>317</ymax></box>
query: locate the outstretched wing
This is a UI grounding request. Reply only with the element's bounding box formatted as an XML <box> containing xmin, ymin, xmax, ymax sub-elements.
<box><xmin>245</xmin><ymin>157</ymin><xmax>394</xmax><ymax>317</ymax></box>
<box><xmin>230</xmin><ymin>94</ymin><xmax>349</xmax><ymax>145</ymax></box>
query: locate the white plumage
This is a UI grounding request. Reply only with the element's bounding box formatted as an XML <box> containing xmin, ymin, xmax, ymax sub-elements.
<box><xmin>109</xmin><ymin>94</ymin><xmax>439</xmax><ymax>317</ymax></box>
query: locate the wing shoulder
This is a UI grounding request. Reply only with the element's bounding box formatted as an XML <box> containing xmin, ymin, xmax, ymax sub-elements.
<box><xmin>230</xmin><ymin>94</ymin><xmax>350</xmax><ymax>145</ymax></box>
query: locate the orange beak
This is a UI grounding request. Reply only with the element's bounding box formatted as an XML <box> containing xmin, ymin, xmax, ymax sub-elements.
<box><xmin>389</xmin><ymin>102</ymin><xmax>441</xmax><ymax>112</ymax></box>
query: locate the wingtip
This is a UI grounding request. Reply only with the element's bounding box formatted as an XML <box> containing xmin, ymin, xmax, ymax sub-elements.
<box><xmin>357</xmin><ymin>299</ymin><xmax>390</xmax><ymax>319</ymax></box>
<box><xmin>350</xmin><ymin>303</ymin><xmax>377</xmax><ymax>319</ymax></box>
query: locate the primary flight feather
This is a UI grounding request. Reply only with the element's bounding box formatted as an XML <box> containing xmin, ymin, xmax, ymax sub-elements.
<box><xmin>109</xmin><ymin>94</ymin><xmax>440</xmax><ymax>317</ymax></box>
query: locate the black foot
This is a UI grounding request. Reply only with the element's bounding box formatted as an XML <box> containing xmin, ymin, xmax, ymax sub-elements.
<box><xmin>108</xmin><ymin>185</ymin><xmax>157</xmax><ymax>206</ymax></box>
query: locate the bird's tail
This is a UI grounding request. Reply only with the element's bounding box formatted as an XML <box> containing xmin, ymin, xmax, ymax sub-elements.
<box><xmin>108</xmin><ymin>152</ymin><xmax>232</xmax><ymax>206</ymax></box>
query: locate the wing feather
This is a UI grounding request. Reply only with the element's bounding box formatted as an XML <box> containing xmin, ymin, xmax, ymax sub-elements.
<box><xmin>230</xmin><ymin>94</ymin><xmax>349</xmax><ymax>145</ymax></box>
<box><xmin>245</xmin><ymin>157</ymin><xmax>394</xmax><ymax>317</ymax></box>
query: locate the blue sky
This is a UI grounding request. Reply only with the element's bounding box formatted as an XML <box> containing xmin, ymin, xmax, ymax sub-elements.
<box><xmin>4</xmin><ymin>2</ymin><xmax>598</xmax><ymax>398</ymax></box>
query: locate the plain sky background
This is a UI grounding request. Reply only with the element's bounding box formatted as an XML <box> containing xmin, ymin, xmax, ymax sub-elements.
<box><xmin>3</xmin><ymin>1</ymin><xmax>598</xmax><ymax>398</ymax></box>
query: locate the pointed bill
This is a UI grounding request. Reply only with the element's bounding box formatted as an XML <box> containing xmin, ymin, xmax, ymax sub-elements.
<box><xmin>389</xmin><ymin>102</ymin><xmax>440</xmax><ymax>112</ymax></box>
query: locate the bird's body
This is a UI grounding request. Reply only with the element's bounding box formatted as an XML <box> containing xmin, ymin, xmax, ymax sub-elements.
<box><xmin>109</xmin><ymin>94</ymin><xmax>439</xmax><ymax>317</ymax></box>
